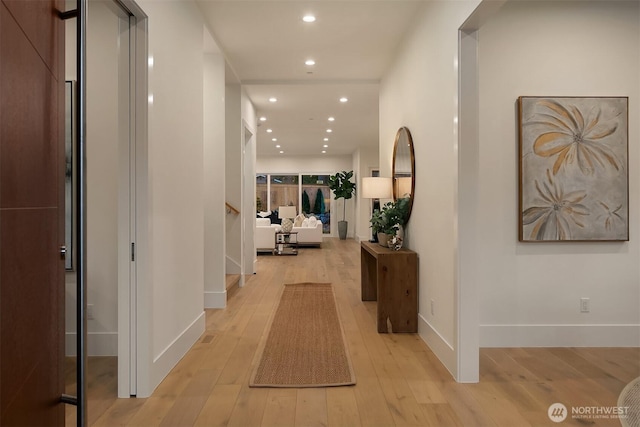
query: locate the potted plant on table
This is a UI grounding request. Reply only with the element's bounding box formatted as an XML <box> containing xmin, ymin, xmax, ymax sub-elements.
<box><xmin>328</xmin><ymin>170</ymin><xmax>356</xmax><ymax>240</ymax></box>
<box><xmin>371</xmin><ymin>197</ymin><xmax>410</xmax><ymax>249</ymax></box>
<box><xmin>369</xmin><ymin>209</ymin><xmax>386</xmax><ymax>243</ymax></box>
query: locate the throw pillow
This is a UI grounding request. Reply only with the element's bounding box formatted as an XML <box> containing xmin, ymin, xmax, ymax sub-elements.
<box><xmin>294</xmin><ymin>214</ymin><xmax>305</xmax><ymax>227</ymax></box>
<box><xmin>308</xmin><ymin>216</ymin><xmax>318</xmax><ymax>227</ymax></box>
<box><xmin>301</xmin><ymin>218</ymin><xmax>310</xmax><ymax>228</ymax></box>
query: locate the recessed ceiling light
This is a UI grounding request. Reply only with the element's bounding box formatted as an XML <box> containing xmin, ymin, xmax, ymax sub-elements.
<box><xmin>322</xmin><ymin>150</ymin><xmax>326</xmax><ymax>154</ymax></box>
<box><xmin>302</xmin><ymin>14</ymin><xmax>316</xmax><ymax>23</ymax></box>
<box><xmin>328</xmin><ymin>117</ymin><xmax>335</xmax><ymax>121</ymax></box>
<box><xmin>279</xmin><ymin>150</ymin><xmax>284</xmax><ymax>154</ymax></box>
<box><xmin>305</xmin><ymin>59</ymin><xmax>315</xmax><ymax>66</ymax></box>
<box><xmin>323</xmin><ymin>144</ymin><xmax>328</xmax><ymax>148</ymax></box>
<box><xmin>148</xmin><ymin>56</ymin><xmax>154</xmax><ymax>67</ymax></box>
<box><xmin>259</xmin><ymin>116</ymin><xmax>267</xmax><ymax>122</ymax></box>
<box><xmin>339</xmin><ymin>97</ymin><xmax>348</xmax><ymax>103</ymax></box>
<box><xmin>266</xmin><ymin>129</ymin><xmax>273</xmax><ymax>133</ymax></box>
<box><xmin>323</xmin><ymin>138</ymin><xmax>329</xmax><ymax>141</ymax></box>
<box><xmin>272</xmin><ymin>138</ymin><xmax>277</xmax><ymax>142</ymax></box>
<box><xmin>268</xmin><ymin>97</ymin><xmax>277</xmax><ymax>103</ymax></box>
<box><xmin>326</xmin><ymin>129</ymin><xmax>332</xmax><ymax>133</ymax></box>
<box><xmin>275</xmin><ymin>145</ymin><xmax>281</xmax><ymax>148</ymax></box>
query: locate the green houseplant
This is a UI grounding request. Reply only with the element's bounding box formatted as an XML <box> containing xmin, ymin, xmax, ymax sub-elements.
<box><xmin>302</xmin><ymin>190</ymin><xmax>311</xmax><ymax>214</ymax></box>
<box><xmin>372</xmin><ymin>197</ymin><xmax>410</xmax><ymax>247</ymax></box>
<box><xmin>328</xmin><ymin>170</ymin><xmax>356</xmax><ymax>240</ymax></box>
<box><xmin>370</xmin><ymin>209</ymin><xmax>386</xmax><ymax>236</ymax></box>
<box><xmin>313</xmin><ymin>188</ymin><xmax>326</xmax><ymax>215</ymax></box>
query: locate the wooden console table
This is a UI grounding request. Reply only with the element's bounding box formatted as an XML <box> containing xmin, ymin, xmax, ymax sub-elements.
<box><xmin>360</xmin><ymin>241</ymin><xmax>418</xmax><ymax>333</ymax></box>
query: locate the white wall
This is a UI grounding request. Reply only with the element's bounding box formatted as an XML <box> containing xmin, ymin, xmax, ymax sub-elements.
<box><xmin>141</xmin><ymin>0</ymin><xmax>208</xmax><ymax>393</ymax></box>
<box><xmin>353</xmin><ymin>146</ymin><xmax>380</xmax><ymax>242</ymax></box>
<box><xmin>241</xmin><ymin>89</ymin><xmax>257</xmax><ymax>276</ymax></box>
<box><xmin>351</xmin><ymin>150</ymin><xmax>360</xmax><ymax>240</ymax></box>
<box><xmin>257</xmin><ymin>155</ymin><xmax>357</xmax><ymax>237</ymax></box>
<box><xmin>225</xmin><ymin>84</ymin><xmax>256</xmax><ymax>277</ymax></box>
<box><xmin>257</xmin><ymin>155</ymin><xmax>353</xmax><ymax>174</ymax></box>
<box><xmin>379</xmin><ymin>0</ymin><xmax>481</xmax><ymax>380</ymax></box>
<box><xmin>242</xmin><ymin>89</ymin><xmax>257</xmax><ymax>131</ymax></box>
<box><xmin>476</xmin><ymin>1</ymin><xmax>640</xmax><ymax>346</ymax></box>
<box><xmin>225</xmin><ymin>83</ymin><xmax>242</xmax><ymax>274</ymax></box>
<box><xmin>203</xmin><ymin>45</ymin><xmax>227</xmax><ymax>308</ymax></box>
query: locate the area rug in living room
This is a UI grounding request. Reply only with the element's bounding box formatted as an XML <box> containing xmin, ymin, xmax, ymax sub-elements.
<box><xmin>249</xmin><ymin>282</ymin><xmax>356</xmax><ymax>388</ymax></box>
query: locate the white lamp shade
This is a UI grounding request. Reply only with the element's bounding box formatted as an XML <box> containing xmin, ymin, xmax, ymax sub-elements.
<box><xmin>278</xmin><ymin>206</ymin><xmax>297</xmax><ymax>219</ymax></box>
<box><xmin>361</xmin><ymin>177</ymin><xmax>392</xmax><ymax>199</ymax></box>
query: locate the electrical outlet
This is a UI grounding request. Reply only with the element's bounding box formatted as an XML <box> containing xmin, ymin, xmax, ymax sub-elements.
<box><xmin>430</xmin><ymin>299</ymin><xmax>435</xmax><ymax>316</ymax></box>
<box><xmin>580</xmin><ymin>298</ymin><xmax>590</xmax><ymax>313</ymax></box>
<box><xmin>87</xmin><ymin>304</ymin><xmax>94</xmax><ymax>320</ymax></box>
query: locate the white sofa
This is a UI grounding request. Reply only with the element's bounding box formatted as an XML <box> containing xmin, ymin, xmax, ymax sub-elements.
<box><xmin>255</xmin><ymin>218</ymin><xmax>280</xmax><ymax>252</ymax></box>
<box><xmin>293</xmin><ymin>222</ymin><xmax>323</xmax><ymax>246</ymax></box>
<box><xmin>255</xmin><ymin>216</ymin><xmax>323</xmax><ymax>252</ymax></box>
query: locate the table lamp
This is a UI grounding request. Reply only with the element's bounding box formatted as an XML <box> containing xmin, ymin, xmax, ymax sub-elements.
<box><xmin>361</xmin><ymin>177</ymin><xmax>392</xmax><ymax>241</ymax></box>
<box><xmin>278</xmin><ymin>206</ymin><xmax>297</xmax><ymax>233</ymax></box>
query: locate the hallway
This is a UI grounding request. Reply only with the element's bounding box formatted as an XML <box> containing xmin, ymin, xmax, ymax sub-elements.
<box><xmin>69</xmin><ymin>239</ymin><xmax>640</xmax><ymax>426</ymax></box>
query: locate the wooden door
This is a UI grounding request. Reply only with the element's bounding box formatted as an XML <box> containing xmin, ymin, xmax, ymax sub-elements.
<box><xmin>0</xmin><ymin>0</ymin><xmax>65</xmax><ymax>425</ymax></box>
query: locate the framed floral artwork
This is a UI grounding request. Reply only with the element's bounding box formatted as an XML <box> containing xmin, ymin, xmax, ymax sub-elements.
<box><xmin>518</xmin><ymin>96</ymin><xmax>628</xmax><ymax>242</ymax></box>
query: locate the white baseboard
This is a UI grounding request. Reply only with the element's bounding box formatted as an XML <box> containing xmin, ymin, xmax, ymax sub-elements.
<box><xmin>480</xmin><ymin>324</ymin><xmax>640</xmax><ymax>347</ymax></box>
<box><xmin>205</xmin><ymin>290</ymin><xmax>227</xmax><ymax>309</ymax></box>
<box><xmin>66</xmin><ymin>332</ymin><xmax>118</xmax><ymax>356</ymax></box>
<box><xmin>151</xmin><ymin>312</ymin><xmax>205</xmax><ymax>393</ymax></box>
<box><xmin>418</xmin><ymin>314</ymin><xmax>456</xmax><ymax>379</ymax></box>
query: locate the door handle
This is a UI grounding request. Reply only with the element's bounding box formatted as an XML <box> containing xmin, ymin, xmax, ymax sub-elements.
<box><xmin>60</xmin><ymin>245</ymin><xmax>67</xmax><ymax>260</ymax></box>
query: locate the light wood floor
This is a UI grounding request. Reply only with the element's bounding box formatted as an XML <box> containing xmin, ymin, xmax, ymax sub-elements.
<box><xmin>67</xmin><ymin>238</ymin><xmax>640</xmax><ymax>426</ymax></box>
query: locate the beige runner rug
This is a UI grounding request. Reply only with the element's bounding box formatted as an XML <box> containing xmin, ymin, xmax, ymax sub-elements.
<box><xmin>249</xmin><ymin>283</ymin><xmax>356</xmax><ymax>388</ymax></box>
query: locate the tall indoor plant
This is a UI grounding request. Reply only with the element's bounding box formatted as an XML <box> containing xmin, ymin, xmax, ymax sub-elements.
<box><xmin>328</xmin><ymin>170</ymin><xmax>356</xmax><ymax>240</ymax></box>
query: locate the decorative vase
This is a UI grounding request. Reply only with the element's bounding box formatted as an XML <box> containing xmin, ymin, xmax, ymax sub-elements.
<box><xmin>387</xmin><ymin>225</ymin><xmax>404</xmax><ymax>250</ymax></box>
<box><xmin>281</xmin><ymin>218</ymin><xmax>293</xmax><ymax>233</ymax></box>
<box><xmin>377</xmin><ymin>232</ymin><xmax>389</xmax><ymax>247</ymax></box>
<box><xmin>387</xmin><ymin>234</ymin><xmax>403</xmax><ymax>251</ymax></box>
<box><xmin>338</xmin><ymin>221</ymin><xmax>348</xmax><ymax>240</ymax></box>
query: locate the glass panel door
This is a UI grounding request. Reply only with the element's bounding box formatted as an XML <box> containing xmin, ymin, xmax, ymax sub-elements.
<box><xmin>65</xmin><ymin>0</ymin><xmax>134</xmax><ymax>418</ymax></box>
<box><xmin>256</xmin><ymin>174</ymin><xmax>268</xmax><ymax>213</ymax></box>
<box><xmin>269</xmin><ymin>174</ymin><xmax>299</xmax><ymax>214</ymax></box>
<box><xmin>301</xmin><ymin>175</ymin><xmax>331</xmax><ymax>234</ymax></box>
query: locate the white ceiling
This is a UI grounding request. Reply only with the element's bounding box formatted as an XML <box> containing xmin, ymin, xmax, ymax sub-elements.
<box><xmin>196</xmin><ymin>1</ymin><xmax>424</xmax><ymax>157</ymax></box>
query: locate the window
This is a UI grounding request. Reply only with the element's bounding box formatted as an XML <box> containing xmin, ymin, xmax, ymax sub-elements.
<box><xmin>269</xmin><ymin>175</ymin><xmax>299</xmax><ymax>212</ymax></box>
<box><xmin>256</xmin><ymin>173</ymin><xmax>332</xmax><ymax>234</ymax></box>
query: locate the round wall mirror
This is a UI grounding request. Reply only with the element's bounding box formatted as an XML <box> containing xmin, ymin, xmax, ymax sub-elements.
<box><xmin>391</xmin><ymin>126</ymin><xmax>415</xmax><ymax>219</ymax></box>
